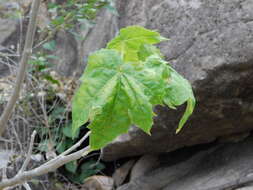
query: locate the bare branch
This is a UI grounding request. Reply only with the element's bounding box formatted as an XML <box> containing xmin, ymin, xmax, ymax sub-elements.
<box><xmin>0</xmin><ymin>144</ymin><xmax>91</xmax><ymax>189</ymax></box>
<box><xmin>0</xmin><ymin>0</ymin><xmax>41</xmax><ymax>136</ymax></box>
<box><xmin>43</xmin><ymin>131</ymin><xmax>91</xmax><ymax>167</ymax></box>
<box><xmin>19</xmin><ymin>131</ymin><xmax>37</xmax><ymax>173</ymax></box>
<box><xmin>61</xmin><ymin>131</ymin><xmax>91</xmax><ymax>156</ymax></box>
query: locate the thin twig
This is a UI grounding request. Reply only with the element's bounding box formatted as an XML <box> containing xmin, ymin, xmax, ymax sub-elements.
<box><xmin>44</xmin><ymin>131</ymin><xmax>91</xmax><ymax>167</ymax></box>
<box><xmin>39</xmin><ymin>95</ymin><xmax>55</xmax><ymax>158</ymax></box>
<box><xmin>0</xmin><ymin>0</ymin><xmax>41</xmax><ymax>136</ymax></box>
<box><xmin>19</xmin><ymin>131</ymin><xmax>37</xmax><ymax>173</ymax></box>
<box><xmin>60</xmin><ymin>131</ymin><xmax>91</xmax><ymax>156</ymax></box>
<box><xmin>0</xmin><ymin>52</ymin><xmax>20</xmax><ymax>57</ymax></box>
<box><xmin>23</xmin><ymin>183</ymin><xmax>31</xmax><ymax>190</ymax></box>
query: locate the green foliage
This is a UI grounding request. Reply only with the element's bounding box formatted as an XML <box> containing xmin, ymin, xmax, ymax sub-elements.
<box><xmin>66</xmin><ymin>160</ymin><xmax>105</xmax><ymax>183</ymax></box>
<box><xmin>47</xmin><ymin>0</ymin><xmax>117</xmax><ymax>31</ymax></box>
<box><xmin>72</xmin><ymin>26</ymin><xmax>196</xmax><ymax>150</ymax></box>
<box><xmin>28</xmin><ymin>40</ymin><xmax>61</xmax><ymax>85</ymax></box>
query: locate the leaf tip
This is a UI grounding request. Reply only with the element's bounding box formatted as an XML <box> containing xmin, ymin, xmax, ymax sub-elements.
<box><xmin>175</xmin><ymin>128</ymin><xmax>181</xmax><ymax>134</ymax></box>
<box><xmin>159</xmin><ymin>36</ymin><xmax>169</xmax><ymax>41</ymax></box>
<box><xmin>146</xmin><ymin>130</ymin><xmax>152</xmax><ymax>136</ymax></box>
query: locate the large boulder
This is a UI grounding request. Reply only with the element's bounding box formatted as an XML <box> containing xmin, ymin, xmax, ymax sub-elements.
<box><xmin>100</xmin><ymin>0</ymin><xmax>253</xmax><ymax>161</ymax></box>
<box><xmin>117</xmin><ymin>136</ymin><xmax>253</xmax><ymax>190</ymax></box>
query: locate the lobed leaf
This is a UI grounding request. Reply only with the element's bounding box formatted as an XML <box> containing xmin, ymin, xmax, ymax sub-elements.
<box><xmin>73</xmin><ymin>49</ymin><xmax>170</xmax><ymax>150</ymax></box>
<box><xmin>107</xmin><ymin>26</ymin><xmax>168</xmax><ymax>62</ymax></box>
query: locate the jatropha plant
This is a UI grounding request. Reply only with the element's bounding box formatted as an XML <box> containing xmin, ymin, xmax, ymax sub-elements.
<box><xmin>72</xmin><ymin>26</ymin><xmax>195</xmax><ymax>150</ymax></box>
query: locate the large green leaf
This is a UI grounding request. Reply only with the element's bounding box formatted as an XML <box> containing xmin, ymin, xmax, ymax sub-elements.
<box><xmin>107</xmin><ymin>26</ymin><xmax>167</xmax><ymax>62</ymax></box>
<box><xmin>164</xmin><ymin>68</ymin><xmax>196</xmax><ymax>133</ymax></box>
<box><xmin>72</xmin><ymin>26</ymin><xmax>196</xmax><ymax>150</ymax></box>
<box><xmin>72</xmin><ymin>49</ymin><xmax>169</xmax><ymax>150</ymax></box>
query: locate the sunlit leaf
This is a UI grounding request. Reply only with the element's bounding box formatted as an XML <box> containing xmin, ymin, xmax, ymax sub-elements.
<box><xmin>107</xmin><ymin>26</ymin><xmax>168</xmax><ymax>61</ymax></box>
<box><xmin>72</xmin><ymin>26</ymin><xmax>195</xmax><ymax>150</ymax></box>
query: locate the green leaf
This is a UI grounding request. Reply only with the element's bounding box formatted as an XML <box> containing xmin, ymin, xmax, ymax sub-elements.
<box><xmin>72</xmin><ymin>49</ymin><xmax>123</xmax><ymax>135</ymax></box>
<box><xmin>65</xmin><ymin>161</ymin><xmax>78</xmax><ymax>173</ymax></box>
<box><xmin>43</xmin><ymin>74</ymin><xmax>60</xmax><ymax>85</ymax></box>
<box><xmin>56</xmin><ymin>140</ymin><xmax>66</xmax><ymax>153</ymax></box>
<box><xmin>138</xmin><ymin>44</ymin><xmax>163</xmax><ymax>61</ymax></box>
<box><xmin>164</xmin><ymin>68</ymin><xmax>195</xmax><ymax>133</ymax></box>
<box><xmin>107</xmin><ymin>26</ymin><xmax>168</xmax><ymax>62</ymax></box>
<box><xmin>62</xmin><ymin>124</ymin><xmax>79</xmax><ymax>139</ymax></box>
<box><xmin>124</xmin><ymin>55</ymin><xmax>169</xmax><ymax>105</ymax></box>
<box><xmin>66</xmin><ymin>160</ymin><xmax>105</xmax><ymax>184</ymax></box>
<box><xmin>49</xmin><ymin>106</ymin><xmax>65</xmax><ymax>121</ymax></box>
<box><xmin>79</xmin><ymin>160</ymin><xmax>105</xmax><ymax>181</ymax></box>
<box><xmin>72</xmin><ymin>49</ymin><xmax>171</xmax><ymax>150</ymax></box>
<box><xmin>51</xmin><ymin>16</ymin><xmax>65</xmax><ymax>26</ymax></box>
<box><xmin>42</xmin><ymin>41</ymin><xmax>56</xmax><ymax>51</ymax></box>
<box><xmin>176</xmin><ymin>98</ymin><xmax>195</xmax><ymax>134</ymax></box>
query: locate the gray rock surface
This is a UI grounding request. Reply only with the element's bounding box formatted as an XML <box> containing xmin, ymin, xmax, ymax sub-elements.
<box><xmin>0</xmin><ymin>19</ymin><xmax>16</xmax><ymax>45</ymax></box>
<box><xmin>0</xmin><ymin>18</ymin><xmax>17</xmax><ymax>78</ymax></box>
<box><xmin>130</xmin><ymin>155</ymin><xmax>160</xmax><ymax>181</ymax></box>
<box><xmin>118</xmin><ymin>137</ymin><xmax>253</xmax><ymax>190</ymax></box>
<box><xmin>100</xmin><ymin>0</ymin><xmax>253</xmax><ymax>161</ymax></box>
<box><xmin>236</xmin><ymin>186</ymin><xmax>253</xmax><ymax>190</ymax></box>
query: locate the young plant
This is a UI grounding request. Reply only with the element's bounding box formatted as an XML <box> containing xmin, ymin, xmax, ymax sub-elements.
<box><xmin>72</xmin><ymin>26</ymin><xmax>195</xmax><ymax>150</ymax></box>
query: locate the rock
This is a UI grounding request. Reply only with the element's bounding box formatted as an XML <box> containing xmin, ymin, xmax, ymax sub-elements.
<box><xmin>101</xmin><ymin>0</ymin><xmax>253</xmax><ymax>161</ymax></box>
<box><xmin>82</xmin><ymin>175</ymin><xmax>114</xmax><ymax>190</ymax></box>
<box><xmin>75</xmin><ymin>9</ymin><xmax>118</xmax><ymax>76</ymax></box>
<box><xmin>236</xmin><ymin>186</ymin><xmax>253</xmax><ymax>190</ymax></box>
<box><xmin>118</xmin><ymin>136</ymin><xmax>253</xmax><ymax>190</ymax></box>
<box><xmin>53</xmin><ymin>9</ymin><xmax>118</xmax><ymax>77</ymax></box>
<box><xmin>217</xmin><ymin>132</ymin><xmax>250</xmax><ymax>143</ymax></box>
<box><xmin>53</xmin><ymin>30</ymin><xmax>79</xmax><ymax>77</ymax></box>
<box><xmin>0</xmin><ymin>19</ymin><xmax>16</xmax><ymax>44</ymax></box>
<box><xmin>0</xmin><ymin>17</ymin><xmax>18</xmax><ymax>78</ymax></box>
<box><xmin>113</xmin><ymin>160</ymin><xmax>136</xmax><ymax>187</ymax></box>
<box><xmin>130</xmin><ymin>155</ymin><xmax>160</xmax><ymax>180</ymax></box>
